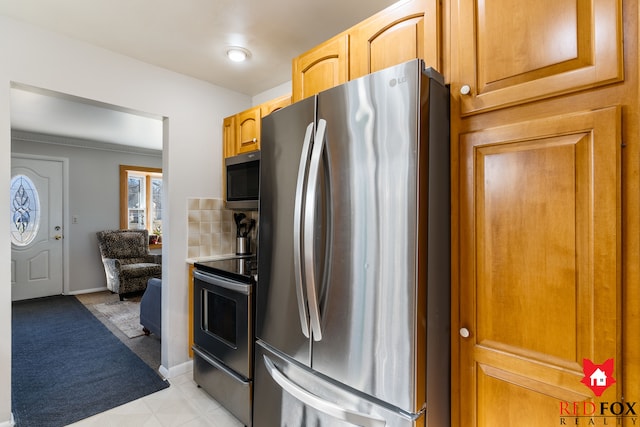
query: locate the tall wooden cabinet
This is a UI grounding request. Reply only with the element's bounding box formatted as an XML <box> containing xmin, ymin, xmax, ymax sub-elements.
<box><xmin>457</xmin><ymin>108</ymin><xmax>621</xmax><ymax>426</ymax></box>
<box><xmin>449</xmin><ymin>0</ymin><xmax>631</xmax><ymax>425</ymax></box>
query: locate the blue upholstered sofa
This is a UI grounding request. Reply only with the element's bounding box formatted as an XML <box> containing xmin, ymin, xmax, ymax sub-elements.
<box><xmin>140</xmin><ymin>277</ymin><xmax>162</xmax><ymax>337</ymax></box>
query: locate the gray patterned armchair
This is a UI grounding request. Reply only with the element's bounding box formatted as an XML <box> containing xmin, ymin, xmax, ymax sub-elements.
<box><xmin>96</xmin><ymin>229</ymin><xmax>162</xmax><ymax>300</ymax></box>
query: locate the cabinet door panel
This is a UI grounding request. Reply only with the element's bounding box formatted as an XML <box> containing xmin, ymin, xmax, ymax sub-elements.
<box><xmin>222</xmin><ymin>115</ymin><xmax>236</xmax><ymax>200</ymax></box>
<box><xmin>292</xmin><ymin>34</ymin><xmax>348</xmax><ymax>102</ymax></box>
<box><xmin>261</xmin><ymin>94</ymin><xmax>291</xmax><ymax>118</ymax></box>
<box><xmin>223</xmin><ymin>115</ymin><xmax>236</xmax><ymax>159</ymax></box>
<box><xmin>456</xmin><ymin>0</ymin><xmax>622</xmax><ymax>115</ymax></box>
<box><xmin>350</xmin><ymin>0</ymin><xmax>439</xmax><ymax>79</ymax></box>
<box><xmin>457</xmin><ymin>107</ymin><xmax>621</xmax><ymax>426</ymax></box>
<box><xmin>236</xmin><ymin>107</ymin><xmax>261</xmax><ymax>154</ymax></box>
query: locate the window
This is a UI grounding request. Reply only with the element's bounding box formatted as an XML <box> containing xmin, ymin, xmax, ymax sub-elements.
<box><xmin>120</xmin><ymin>165</ymin><xmax>162</xmax><ymax>245</ymax></box>
<box><xmin>10</xmin><ymin>174</ymin><xmax>41</xmax><ymax>246</ymax></box>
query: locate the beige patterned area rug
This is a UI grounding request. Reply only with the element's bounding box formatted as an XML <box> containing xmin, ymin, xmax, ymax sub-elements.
<box><xmin>93</xmin><ymin>298</ymin><xmax>144</xmax><ymax>338</ymax></box>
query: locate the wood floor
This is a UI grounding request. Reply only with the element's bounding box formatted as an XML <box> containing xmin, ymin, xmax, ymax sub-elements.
<box><xmin>76</xmin><ymin>290</ymin><xmax>161</xmax><ymax>371</ymax></box>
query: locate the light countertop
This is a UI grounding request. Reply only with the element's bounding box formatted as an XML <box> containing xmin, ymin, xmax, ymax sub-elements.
<box><xmin>186</xmin><ymin>253</ymin><xmax>238</xmax><ymax>264</ymax></box>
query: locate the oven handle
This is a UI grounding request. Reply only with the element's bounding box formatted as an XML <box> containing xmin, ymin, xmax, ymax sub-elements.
<box><xmin>192</xmin><ymin>345</ymin><xmax>250</xmax><ymax>385</ymax></box>
<box><xmin>293</xmin><ymin>122</ymin><xmax>315</xmax><ymax>338</ymax></box>
<box><xmin>193</xmin><ymin>270</ymin><xmax>252</xmax><ymax>296</ymax></box>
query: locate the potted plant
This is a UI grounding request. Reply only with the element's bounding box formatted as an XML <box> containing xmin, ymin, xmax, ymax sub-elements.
<box><xmin>150</xmin><ymin>222</ymin><xmax>162</xmax><ymax>244</ymax></box>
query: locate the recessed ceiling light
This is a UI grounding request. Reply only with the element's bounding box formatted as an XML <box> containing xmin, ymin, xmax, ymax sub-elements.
<box><xmin>226</xmin><ymin>47</ymin><xmax>250</xmax><ymax>62</ymax></box>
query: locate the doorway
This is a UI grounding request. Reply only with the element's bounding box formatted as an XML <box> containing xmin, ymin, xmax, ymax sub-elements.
<box><xmin>9</xmin><ymin>85</ymin><xmax>165</xmax><ymax>421</ymax></box>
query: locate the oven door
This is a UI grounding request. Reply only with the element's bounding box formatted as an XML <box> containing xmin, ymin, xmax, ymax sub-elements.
<box><xmin>193</xmin><ymin>269</ymin><xmax>253</xmax><ymax>379</ymax></box>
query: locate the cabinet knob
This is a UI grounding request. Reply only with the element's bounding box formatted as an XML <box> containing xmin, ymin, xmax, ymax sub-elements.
<box><xmin>459</xmin><ymin>327</ymin><xmax>470</xmax><ymax>338</ymax></box>
<box><xmin>460</xmin><ymin>85</ymin><xmax>471</xmax><ymax>96</ymax></box>
<box><xmin>252</xmin><ymin>138</ymin><xmax>257</xmax><ymax>143</ymax></box>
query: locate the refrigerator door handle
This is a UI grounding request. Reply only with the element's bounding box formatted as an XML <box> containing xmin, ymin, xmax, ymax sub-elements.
<box><xmin>304</xmin><ymin>118</ymin><xmax>327</xmax><ymax>341</ymax></box>
<box><xmin>293</xmin><ymin>122</ymin><xmax>315</xmax><ymax>338</ymax></box>
<box><xmin>263</xmin><ymin>355</ymin><xmax>386</xmax><ymax>427</ymax></box>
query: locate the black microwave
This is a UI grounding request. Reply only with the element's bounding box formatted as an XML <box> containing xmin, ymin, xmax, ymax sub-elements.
<box><xmin>225</xmin><ymin>151</ymin><xmax>260</xmax><ymax>210</ymax></box>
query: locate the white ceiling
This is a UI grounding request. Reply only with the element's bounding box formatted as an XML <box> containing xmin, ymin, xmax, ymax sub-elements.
<box><xmin>2</xmin><ymin>0</ymin><xmax>399</xmax><ymax>151</ymax></box>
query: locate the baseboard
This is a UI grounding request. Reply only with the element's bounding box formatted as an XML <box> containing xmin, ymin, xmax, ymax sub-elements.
<box><xmin>67</xmin><ymin>287</ymin><xmax>108</xmax><ymax>295</ymax></box>
<box><xmin>0</xmin><ymin>412</ymin><xmax>15</xmax><ymax>426</ymax></box>
<box><xmin>159</xmin><ymin>360</ymin><xmax>193</xmax><ymax>380</ymax></box>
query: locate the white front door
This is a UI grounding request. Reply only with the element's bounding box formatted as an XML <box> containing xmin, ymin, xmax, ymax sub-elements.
<box><xmin>11</xmin><ymin>156</ymin><xmax>64</xmax><ymax>301</ymax></box>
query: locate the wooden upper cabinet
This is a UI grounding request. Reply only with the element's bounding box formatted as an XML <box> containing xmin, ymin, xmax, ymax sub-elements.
<box><xmin>222</xmin><ymin>115</ymin><xmax>235</xmax><ymax>200</ymax></box>
<box><xmin>292</xmin><ymin>34</ymin><xmax>349</xmax><ymax>102</ymax></box>
<box><xmin>222</xmin><ymin>115</ymin><xmax>236</xmax><ymax>158</ymax></box>
<box><xmin>223</xmin><ymin>95</ymin><xmax>290</xmax><ymax>161</ymax></box>
<box><xmin>236</xmin><ymin>106</ymin><xmax>261</xmax><ymax>154</ymax></box>
<box><xmin>456</xmin><ymin>107</ymin><xmax>621</xmax><ymax>426</ymax></box>
<box><xmin>292</xmin><ymin>0</ymin><xmax>440</xmax><ymax>101</ymax></box>
<box><xmin>261</xmin><ymin>94</ymin><xmax>292</xmax><ymax>117</ymax></box>
<box><xmin>350</xmin><ymin>0</ymin><xmax>440</xmax><ymax>79</ymax></box>
<box><xmin>455</xmin><ymin>0</ymin><xmax>623</xmax><ymax>115</ymax></box>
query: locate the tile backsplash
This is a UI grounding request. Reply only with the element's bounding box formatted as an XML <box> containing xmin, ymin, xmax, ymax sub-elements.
<box><xmin>187</xmin><ymin>198</ymin><xmax>258</xmax><ymax>259</ymax></box>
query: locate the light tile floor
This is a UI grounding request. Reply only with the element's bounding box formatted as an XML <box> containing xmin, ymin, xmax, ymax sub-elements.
<box><xmin>67</xmin><ymin>370</ymin><xmax>243</xmax><ymax>427</ymax></box>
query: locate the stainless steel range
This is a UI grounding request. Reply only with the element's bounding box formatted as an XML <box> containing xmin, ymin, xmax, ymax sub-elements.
<box><xmin>192</xmin><ymin>256</ymin><xmax>257</xmax><ymax>426</ymax></box>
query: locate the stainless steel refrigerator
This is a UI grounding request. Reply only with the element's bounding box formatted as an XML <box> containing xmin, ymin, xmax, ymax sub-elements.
<box><xmin>255</xmin><ymin>59</ymin><xmax>450</xmax><ymax>427</ymax></box>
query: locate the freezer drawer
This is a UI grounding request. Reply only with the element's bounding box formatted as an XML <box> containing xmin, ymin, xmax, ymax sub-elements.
<box><xmin>254</xmin><ymin>341</ymin><xmax>423</xmax><ymax>427</ymax></box>
<box><xmin>193</xmin><ymin>346</ymin><xmax>252</xmax><ymax>426</ymax></box>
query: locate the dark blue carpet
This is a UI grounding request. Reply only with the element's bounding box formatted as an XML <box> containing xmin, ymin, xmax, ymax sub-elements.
<box><xmin>12</xmin><ymin>295</ymin><xmax>169</xmax><ymax>427</ymax></box>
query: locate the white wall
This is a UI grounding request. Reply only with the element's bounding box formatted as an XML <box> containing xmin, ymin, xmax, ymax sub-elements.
<box><xmin>252</xmin><ymin>80</ymin><xmax>291</xmax><ymax>106</ymax></box>
<box><xmin>0</xmin><ymin>15</ymin><xmax>251</xmax><ymax>423</ymax></box>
